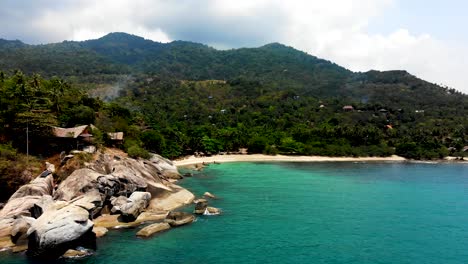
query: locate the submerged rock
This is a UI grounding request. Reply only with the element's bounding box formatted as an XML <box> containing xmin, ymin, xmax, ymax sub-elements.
<box><xmin>164</xmin><ymin>211</ymin><xmax>195</xmax><ymax>227</ymax></box>
<box><xmin>204</xmin><ymin>207</ymin><xmax>222</xmax><ymax>215</ymax></box>
<box><xmin>62</xmin><ymin>248</ymin><xmax>94</xmax><ymax>258</ymax></box>
<box><xmin>194</xmin><ymin>199</ymin><xmax>208</xmax><ymax>214</ymax></box>
<box><xmin>203</xmin><ymin>192</ymin><xmax>216</xmax><ymax>199</ymax></box>
<box><xmin>136</xmin><ymin>222</ymin><xmax>171</xmax><ymax>237</ymax></box>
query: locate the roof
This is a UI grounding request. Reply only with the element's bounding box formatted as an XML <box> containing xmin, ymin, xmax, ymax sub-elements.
<box><xmin>343</xmin><ymin>105</ymin><xmax>354</xmax><ymax>110</ymax></box>
<box><xmin>108</xmin><ymin>132</ymin><xmax>124</xmax><ymax>140</ymax></box>
<box><xmin>52</xmin><ymin>125</ymin><xmax>90</xmax><ymax>138</ymax></box>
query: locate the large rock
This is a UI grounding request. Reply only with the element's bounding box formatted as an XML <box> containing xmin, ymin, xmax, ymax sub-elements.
<box><xmin>110</xmin><ymin>196</ymin><xmax>129</xmax><ymax>214</ymax></box>
<box><xmin>0</xmin><ymin>217</ymin><xmax>15</xmax><ymax>238</ymax></box>
<box><xmin>71</xmin><ymin>190</ymin><xmax>104</xmax><ymax>219</ymax></box>
<box><xmin>27</xmin><ymin>203</ymin><xmax>95</xmax><ymax>259</ymax></box>
<box><xmin>29</xmin><ymin>195</ymin><xmax>55</xmax><ymax>219</ymax></box>
<box><xmin>0</xmin><ymin>174</ymin><xmax>54</xmax><ymax>219</ymax></box>
<box><xmin>194</xmin><ymin>199</ymin><xmax>208</xmax><ymax>214</ymax></box>
<box><xmin>205</xmin><ymin>207</ymin><xmax>222</xmax><ymax>215</ymax></box>
<box><xmin>55</xmin><ymin>156</ymin><xmax>173</xmax><ymax>203</ymax></box>
<box><xmin>136</xmin><ymin>222</ymin><xmax>171</xmax><ymax>237</ymax></box>
<box><xmin>0</xmin><ymin>195</ymin><xmax>52</xmax><ymax>218</ymax></box>
<box><xmin>149</xmin><ymin>184</ymin><xmax>195</xmax><ymax>211</ymax></box>
<box><xmin>203</xmin><ymin>192</ymin><xmax>216</xmax><ymax>199</ymax></box>
<box><xmin>164</xmin><ymin>212</ymin><xmax>195</xmax><ymax>227</ymax></box>
<box><xmin>11</xmin><ymin>216</ymin><xmax>35</xmax><ymax>244</ymax></box>
<box><xmin>0</xmin><ymin>152</ymin><xmax>196</xmax><ymax>255</ymax></box>
<box><xmin>111</xmin><ymin>158</ymin><xmax>172</xmax><ymax>194</ymax></box>
<box><xmin>9</xmin><ymin>175</ymin><xmax>54</xmax><ymax>200</ymax></box>
<box><xmin>53</xmin><ymin>169</ymin><xmax>105</xmax><ymax>201</ymax></box>
<box><xmin>119</xmin><ymin>192</ymin><xmax>151</xmax><ymax>222</ymax></box>
<box><xmin>93</xmin><ymin>214</ymin><xmax>141</xmax><ymax>229</ymax></box>
<box><xmin>149</xmin><ymin>154</ymin><xmax>182</xmax><ymax>179</ymax></box>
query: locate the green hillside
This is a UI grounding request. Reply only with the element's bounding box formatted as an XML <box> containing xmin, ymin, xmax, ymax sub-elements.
<box><xmin>0</xmin><ymin>32</ymin><xmax>466</xmax><ymax>162</ymax></box>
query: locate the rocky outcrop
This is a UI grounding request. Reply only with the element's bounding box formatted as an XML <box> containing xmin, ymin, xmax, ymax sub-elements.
<box><xmin>203</xmin><ymin>192</ymin><xmax>216</xmax><ymax>199</ymax></box>
<box><xmin>71</xmin><ymin>190</ymin><xmax>104</xmax><ymax>219</ymax></box>
<box><xmin>136</xmin><ymin>222</ymin><xmax>171</xmax><ymax>237</ymax></box>
<box><xmin>194</xmin><ymin>199</ymin><xmax>208</xmax><ymax>214</ymax></box>
<box><xmin>0</xmin><ymin>174</ymin><xmax>54</xmax><ymax>219</ymax></box>
<box><xmin>149</xmin><ymin>184</ymin><xmax>195</xmax><ymax>211</ymax></box>
<box><xmin>9</xmin><ymin>174</ymin><xmax>54</xmax><ymax>201</ymax></box>
<box><xmin>119</xmin><ymin>192</ymin><xmax>151</xmax><ymax>222</ymax></box>
<box><xmin>164</xmin><ymin>211</ymin><xmax>195</xmax><ymax>227</ymax></box>
<box><xmin>27</xmin><ymin>203</ymin><xmax>95</xmax><ymax>259</ymax></box>
<box><xmin>10</xmin><ymin>217</ymin><xmax>35</xmax><ymax>245</ymax></box>
<box><xmin>0</xmin><ymin>152</ymin><xmax>195</xmax><ymax>258</ymax></box>
<box><xmin>204</xmin><ymin>207</ymin><xmax>222</xmax><ymax>215</ymax></box>
<box><xmin>149</xmin><ymin>154</ymin><xmax>182</xmax><ymax>179</ymax></box>
<box><xmin>92</xmin><ymin>226</ymin><xmax>108</xmax><ymax>238</ymax></box>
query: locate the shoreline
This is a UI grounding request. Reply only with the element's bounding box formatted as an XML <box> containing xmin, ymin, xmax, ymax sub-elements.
<box><xmin>173</xmin><ymin>154</ymin><xmax>468</xmax><ymax>167</ymax></box>
<box><xmin>173</xmin><ymin>154</ymin><xmax>407</xmax><ymax>167</ymax></box>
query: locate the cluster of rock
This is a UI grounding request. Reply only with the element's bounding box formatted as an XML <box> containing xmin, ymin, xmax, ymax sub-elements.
<box><xmin>193</xmin><ymin>192</ymin><xmax>222</xmax><ymax>216</ymax></box>
<box><xmin>0</xmin><ymin>153</ymin><xmax>195</xmax><ymax>259</ymax></box>
<box><xmin>134</xmin><ymin>192</ymin><xmax>222</xmax><ymax>238</ymax></box>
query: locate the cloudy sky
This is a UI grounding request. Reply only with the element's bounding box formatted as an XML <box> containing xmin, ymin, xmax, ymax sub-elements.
<box><xmin>0</xmin><ymin>0</ymin><xmax>467</xmax><ymax>92</ymax></box>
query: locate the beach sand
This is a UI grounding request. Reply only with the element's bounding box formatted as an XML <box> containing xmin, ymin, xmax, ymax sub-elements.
<box><xmin>173</xmin><ymin>154</ymin><xmax>407</xmax><ymax>167</ymax></box>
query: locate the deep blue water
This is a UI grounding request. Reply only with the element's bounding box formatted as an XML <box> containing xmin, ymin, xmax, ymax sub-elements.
<box><xmin>2</xmin><ymin>162</ymin><xmax>468</xmax><ymax>263</ymax></box>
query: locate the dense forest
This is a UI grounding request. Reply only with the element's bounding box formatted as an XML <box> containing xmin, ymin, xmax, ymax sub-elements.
<box><xmin>0</xmin><ymin>33</ymin><xmax>467</xmax><ymax>197</ymax></box>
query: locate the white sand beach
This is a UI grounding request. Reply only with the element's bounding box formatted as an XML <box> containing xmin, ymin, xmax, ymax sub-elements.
<box><xmin>173</xmin><ymin>154</ymin><xmax>407</xmax><ymax>167</ymax></box>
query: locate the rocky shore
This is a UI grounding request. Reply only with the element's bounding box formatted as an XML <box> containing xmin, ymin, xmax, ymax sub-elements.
<box><xmin>0</xmin><ymin>152</ymin><xmax>200</xmax><ymax>259</ymax></box>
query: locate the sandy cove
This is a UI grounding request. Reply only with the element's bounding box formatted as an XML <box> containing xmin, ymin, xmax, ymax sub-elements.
<box><xmin>174</xmin><ymin>154</ymin><xmax>407</xmax><ymax>167</ymax></box>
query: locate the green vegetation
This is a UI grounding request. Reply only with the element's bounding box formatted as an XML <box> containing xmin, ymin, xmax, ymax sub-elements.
<box><xmin>0</xmin><ymin>143</ymin><xmax>41</xmax><ymax>201</ymax></box>
<box><xmin>0</xmin><ymin>32</ymin><xmax>466</xmax><ymax>166</ymax></box>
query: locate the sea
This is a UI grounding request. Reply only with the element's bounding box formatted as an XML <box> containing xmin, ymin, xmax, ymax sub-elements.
<box><xmin>1</xmin><ymin>162</ymin><xmax>468</xmax><ymax>264</ymax></box>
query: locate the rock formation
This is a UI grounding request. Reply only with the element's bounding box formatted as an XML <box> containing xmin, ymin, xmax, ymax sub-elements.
<box><xmin>203</xmin><ymin>192</ymin><xmax>216</xmax><ymax>199</ymax></box>
<box><xmin>194</xmin><ymin>199</ymin><xmax>208</xmax><ymax>214</ymax></box>
<box><xmin>118</xmin><ymin>192</ymin><xmax>151</xmax><ymax>222</ymax></box>
<box><xmin>27</xmin><ymin>203</ymin><xmax>96</xmax><ymax>259</ymax></box>
<box><xmin>164</xmin><ymin>211</ymin><xmax>195</xmax><ymax>227</ymax></box>
<box><xmin>0</xmin><ymin>153</ymin><xmax>195</xmax><ymax>258</ymax></box>
<box><xmin>136</xmin><ymin>222</ymin><xmax>171</xmax><ymax>237</ymax></box>
<box><xmin>204</xmin><ymin>207</ymin><xmax>222</xmax><ymax>215</ymax></box>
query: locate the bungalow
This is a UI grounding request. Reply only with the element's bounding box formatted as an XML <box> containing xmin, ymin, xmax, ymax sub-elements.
<box><xmin>342</xmin><ymin>105</ymin><xmax>354</xmax><ymax>111</ymax></box>
<box><xmin>50</xmin><ymin>124</ymin><xmax>97</xmax><ymax>151</ymax></box>
<box><xmin>107</xmin><ymin>132</ymin><xmax>123</xmax><ymax>142</ymax></box>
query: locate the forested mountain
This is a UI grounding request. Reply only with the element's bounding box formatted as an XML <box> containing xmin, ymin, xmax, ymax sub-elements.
<box><xmin>0</xmin><ymin>32</ymin><xmax>466</xmax><ymax>165</ymax></box>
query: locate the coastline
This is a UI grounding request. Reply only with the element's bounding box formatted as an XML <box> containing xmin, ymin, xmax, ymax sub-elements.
<box><xmin>173</xmin><ymin>154</ymin><xmax>408</xmax><ymax>167</ymax></box>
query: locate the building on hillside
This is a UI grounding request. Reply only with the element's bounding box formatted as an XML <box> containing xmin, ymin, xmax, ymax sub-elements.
<box><xmin>50</xmin><ymin>124</ymin><xmax>97</xmax><ymax>151</ymax></box>
<box><xmin>342</xmin><ymin>105</ymin><xmax>354</xmax><ymax>111</ymax></box>
<box><xmin>107</xmin><ymin>132</ymin><xmax>124</xmax><ymax>145</ymax></box>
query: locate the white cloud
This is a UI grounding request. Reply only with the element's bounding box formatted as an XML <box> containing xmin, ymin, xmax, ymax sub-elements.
<box><xmin>0</xmin><ymin>0</ymin><xmax>467</xmax><ymax>92</ymax></box>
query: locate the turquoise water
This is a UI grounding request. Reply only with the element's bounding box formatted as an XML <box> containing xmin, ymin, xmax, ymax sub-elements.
<box><xmin>2</xmin><ymin>162</ymin><xmax>468</xmax><ymax>263</ymax></box>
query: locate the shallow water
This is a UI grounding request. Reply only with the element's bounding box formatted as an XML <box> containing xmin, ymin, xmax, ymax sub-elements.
<box><xmin>2</xmin><ymin>162</ymin><xmax>468</xmax><ymax>264</ymax></box>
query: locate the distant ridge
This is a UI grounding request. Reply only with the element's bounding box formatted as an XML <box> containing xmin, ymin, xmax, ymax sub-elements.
<box><xmin>0</xmin><ymin>32</ymin><xmax>465</xmax><ymax>102</ymax></box>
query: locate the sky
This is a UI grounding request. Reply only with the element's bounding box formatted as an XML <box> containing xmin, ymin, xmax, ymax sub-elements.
<box><xmin>0</xmin><ymin>0</ymin><xmax>467</xmax><ymax>93</ymax></box>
